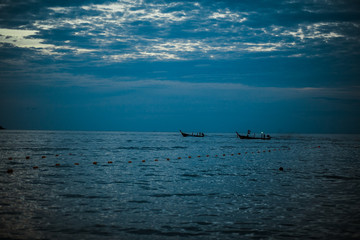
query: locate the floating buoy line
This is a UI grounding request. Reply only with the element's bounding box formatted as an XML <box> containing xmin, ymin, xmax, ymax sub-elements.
<box><xmin>3</xmin><ymin>146</ymin><xmax>322</xmax><ymax>173</ymax></box>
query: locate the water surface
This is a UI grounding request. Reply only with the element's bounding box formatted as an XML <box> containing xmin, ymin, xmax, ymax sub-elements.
<box><xmin>1</xmin><ymin>131</ymin><xmax>360</xmax><ymax>239</ymax></box>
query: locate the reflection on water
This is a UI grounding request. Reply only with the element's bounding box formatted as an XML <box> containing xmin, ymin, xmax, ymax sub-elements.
<box><xmin>1</xmin><ymin>131</ymin><xmax>360</xmax><ymax>239</ymax></box>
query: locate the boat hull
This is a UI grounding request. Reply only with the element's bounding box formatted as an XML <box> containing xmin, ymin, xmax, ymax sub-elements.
<box><xmin>180</xmin><ymin>130</ymin><xmax>204</xmax><ymax>137</ymax></box>
<box><xmin>236</xmin><ymin>132</ymin><xmax>271</xmax><ymax>140</ymax></box>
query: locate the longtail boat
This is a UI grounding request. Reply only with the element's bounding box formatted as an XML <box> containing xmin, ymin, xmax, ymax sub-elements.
<box><xmin>180</xmin><ymin>130</ymin><xmax>205</xmax><ymax>137</ymax></box>
<box><xmin>236</xmin><ymin>131</ymin><xmax>271</xmax><ymax>140</ymax></box>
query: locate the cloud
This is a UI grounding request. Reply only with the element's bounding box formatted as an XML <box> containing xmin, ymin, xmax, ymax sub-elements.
<box><xmin>0</xmin><ymin>28</ymin><xmax>53</xmax><ymax>49</ymax></box>
<box><xmin>242</xmin><ymin>42</ymin><xmax>288</xmax><ymax>52</ymax></box>
<box><xmin>280</xmin><ymin>22</ymin><xmax>345</xmax><ymax>41</ymax></box>
<box><xmin>105</xmin><ymin>52</ymin><xmax>182</xmax><ymax>62</ymax></box>
<box><xmin>1</xmin><ymin>0</ymin><xmax>359</xmax><ymax>63</ymax></box>
<box><xmin>12</xmin><ymin>64</ymin><xmax>356</xmax><ymax>102</ymax></box>
<box><xmin>209</xmin><ymin>8</ymin><xmax>248</xmax><ymax>23</ymax></box>
<box><xmin>0</xmin><ymin>28</ymin><xmax>98</xmax><ymax>55</ymax></box>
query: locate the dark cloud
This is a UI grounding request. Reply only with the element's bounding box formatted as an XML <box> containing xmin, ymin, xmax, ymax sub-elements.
<box><xmin>0</xmin><ymin>0</ymin><xmax>108</xmax><ymax>27</ymax></box>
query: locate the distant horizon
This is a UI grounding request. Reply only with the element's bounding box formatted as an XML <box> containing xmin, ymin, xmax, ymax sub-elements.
<box><xmin>0</xmin><ymin>127</ymin><xmax>357</xmax><ymax>135</ymax></box>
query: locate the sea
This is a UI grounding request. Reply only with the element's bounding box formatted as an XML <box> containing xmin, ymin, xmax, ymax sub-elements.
<box><xmin>1</xmin><ymin>130</ymin><xmax>360</xmax><ymax>240</ymax></box>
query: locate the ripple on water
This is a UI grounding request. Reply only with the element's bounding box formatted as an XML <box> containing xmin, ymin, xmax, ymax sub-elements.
<box><xmin>1</xmin><ymin>131</ymin><xmax>360</xmax><ymax>240</ymax></box>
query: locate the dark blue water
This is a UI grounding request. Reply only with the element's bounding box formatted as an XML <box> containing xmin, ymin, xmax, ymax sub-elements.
<box><xmin>1</xmin><ymin>131</ymin><xmax>360</xmax><ymax>239</ymax></box>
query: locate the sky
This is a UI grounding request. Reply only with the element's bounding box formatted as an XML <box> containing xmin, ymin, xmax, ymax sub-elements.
<box><xmin>0</xmin><ymin>0</ymin><xmax>360</xmax><ymax>133</ymax></box>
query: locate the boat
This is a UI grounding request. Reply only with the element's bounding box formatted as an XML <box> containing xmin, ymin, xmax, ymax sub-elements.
<box><xmin>236</xmin><ymin>131</ymin><xmax>271</xmax><ymax>140</ymax></box>
<box><xmin>180</xmin><ymin>130</ymin><xmax>205</xmax><ymax>137</ymax></box>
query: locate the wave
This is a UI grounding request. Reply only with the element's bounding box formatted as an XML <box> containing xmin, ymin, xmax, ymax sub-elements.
<box><xmin>321</xmin><ymin>175</ymin><xmax>360</xmax><ymax>181</ymax></box>
<box><xmin>172</xmin><ymin>146</ymin><xmax>188</xmax><ymax>149</ymax></box>
<box><xmin>123</xmin><ymin>227</ymin><xmax>208</xmax><ymax>237</ymax></box>
<box><xmin>117</xmin><ymin>146</ymin><xmax>171</xmax><ymax>151</ymax></box>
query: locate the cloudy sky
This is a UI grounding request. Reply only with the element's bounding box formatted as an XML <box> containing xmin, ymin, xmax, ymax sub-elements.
<box><xmin>0</xmin><ymin>0</ymin><xmax>359</xmax><ymax>133</ymax></box>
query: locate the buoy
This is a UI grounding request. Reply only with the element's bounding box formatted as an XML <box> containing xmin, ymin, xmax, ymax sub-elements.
<box><xmin>223</xmin><ymin>154</ymin><xmax>226</xmax><ymax>156</ymax></box>
<box><xmin>238</xmin><ymin>153</ymin><xmax>241</xmax><ymax>155</ymax></box>
<box><xmin>166</xmin><ymin>158</ymin><xmax>170</xmax><ymax>161</ymax></box>
<box><xmin>197</xmin><ymin>155</ymin><xmax>201</xmax><ymax>158</ymax></box>
<box><xmin>74</xmin><ymin>163</ymin><xmax>79</xmax><ymax>165</ymax></box>
<box><xmin>7</xmin><ymin>169</ymin><xmax>13</xmax><ymax>174</ymax></box>
<box><xmin>26</xmin><ymin>156</ymin><xmax>30</xmax><ymax>159</ymax></box>
<box><xmin>154</xmin><ymin>159</ymin><xmax>158</xmax><ymax>161</ymax></box>
<box><xmin>8</xmin><ymin>157</ymin><xmax>13</xmax><ymax>160</ymax></box>
<box><xmin>128</xmin><ymin>161</ymin><xmax>132</xmax><ymax>163</ymax></box>
<box><xmin>268</xmin><ymin>150</ymin><xmax>271</xmax><ymax>152</ymax></box>
<box><xmin>257</xmin><ymin>151</ymin><xmax>260</xmax><ymax>153</ymax></box>
<box><xmin>56</xmin><ymin>154</ymin><xmax>59</xmax><ymax>157</ymax></box>
<box><xmin>279</xmin><ymin>167</ymin><xmax>284</xmax><ymax>171</ymax></box>
<box><xmin>231</xmin><ymin>154</ymin><xmax>234</xmax><ymax>156</ymax></box>
<box><xmin>188</xmin><ymin>156</ymin><xmax>191</xmax><ymax>158</ymax></box>
<box><xmin>215</xmin><ymin>155</ymin><xmax>218</xmax><ymax>157</ymax></box>
<box><xmin>42</xmin><ymin>156</ymin><xmax>46</xmax><ymax>159</ymax></box>
<box><xmin>55</xmin><ymin>163</ymin><xmax>60</xmax><ymax>167</ymax></box>
<box><xmin>206</xmin><ymin>155</ymin><xmax>209</xmax><ymax>157</ymax></box>
<box><xmin>142</xmin><ymin>160</ymin><xmax>146</xmax><ymax>162</ymax></box>
<box><xmin>177</xmin><ymin>157</ymin><xmax>181</xmax><ymax>159</ymax></box>
<box><xmin>108</xmin><ymin>161</ymin><xmax>113</xmax><ymax>164</ymax></box>
<box><xmin>263</xmin><ymin>150</ymin><xmax>266</xmax><ymax>152</ymax></box>
<box><xmin>317</xmin><ymin>146</ymin><xmax>321</xmax><ymax>148</ymax></box>
<box><xmin>245</xmin><ymin>152</ymin><xmax>247</xmax><ymax>154</ymax></box>
<box><xmin>33</xmin><ymin>166</ymin><xmax>38</xmax><ymax>169</ymax></box>
<box><xmin>93</xmin><ymin>161</ymin><xmax>97</xmax><ymax>165</ymax></box>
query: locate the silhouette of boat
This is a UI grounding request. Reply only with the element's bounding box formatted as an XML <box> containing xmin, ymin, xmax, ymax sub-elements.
<box><xmin>236</xmin><ymin>131</ymin><xmax>271</xmax><ymax>140</ymax></box>
<box><xmin>180</xmin><ymin>130</ymin><xmax>205</xmax><ymax>137</ymax></box>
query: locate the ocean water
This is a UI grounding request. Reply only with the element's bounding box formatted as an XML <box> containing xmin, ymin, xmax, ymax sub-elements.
<box><xmin>0</xmin><ymin>130</ymin><xmax>360</xmax><ymax>240</ymax></box>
